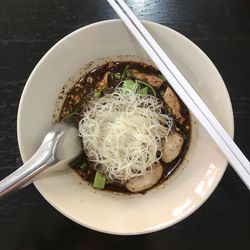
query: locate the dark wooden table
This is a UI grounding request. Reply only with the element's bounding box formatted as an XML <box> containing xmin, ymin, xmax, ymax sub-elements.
<box><xmin>0</xmin><ymin>0</ymin><xmax>249</xmax><ymax>249</ymax></box>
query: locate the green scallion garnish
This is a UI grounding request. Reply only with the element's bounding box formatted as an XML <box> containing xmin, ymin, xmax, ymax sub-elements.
<box><xmin>121</xmin><ymin>65</ymin><xmax>130</xmax><ymax>79</ymax></box>
<box><xmin>139</xmin><ymin>87</ymin><xmax>148</xmax><ymax>97</ymax></box>
<box><xmin>113</xmin><ymin>73</ymin><xmax>121</xmax><ymax>79</ymax></box>
<box><xmin>122</xmin><ymin>80</ymin><xmax>138</xmax><ymax>93</ymax></box>
<box><xmin>135</xmin><ymin>80</ymin><xmax>156</xmax><ymax>96</ymax></box>
<box><xmin>79</xmin><ymin>163</ymin><xmax>87</xmax><ymax>170</ymax></box>
<box><xmin>93</xmin><ymin>171</ymin><xmax>106</xmax><ymax>189</ymax></box>
<box><xmin>94</xmin><ymin>90</ymin><xmax>101</xmax><ymax>98</ymax></box>
<box><xmin>62</xmin><ymin>109</ymin><xmax>80</xmax><ymax>121</ymax></box>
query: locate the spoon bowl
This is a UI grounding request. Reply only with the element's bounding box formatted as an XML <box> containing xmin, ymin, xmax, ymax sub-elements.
<box><xmin>0</xmin><ymin>122</ymin><xmax>82</xmax><ymax>198</ymax></box>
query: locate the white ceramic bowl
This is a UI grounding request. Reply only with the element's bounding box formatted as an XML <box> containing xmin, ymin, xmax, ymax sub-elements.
<box><xmin>17</xmin><ymin>20</ymin><xmax>234</xmax><ymax>235</ymax></box>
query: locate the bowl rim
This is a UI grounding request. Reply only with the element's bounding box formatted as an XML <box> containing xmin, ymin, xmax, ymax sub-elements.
<box><xmin>17</xmin><ymin>19</ymin><xmax>234</xmax><ymax>235</ymax></box>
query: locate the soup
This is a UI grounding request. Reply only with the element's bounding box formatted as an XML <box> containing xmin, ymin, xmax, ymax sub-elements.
<box><xmin>59</xmin><ymin>61</ymin><xmax>191</xmax><ymax>193</ymax></box>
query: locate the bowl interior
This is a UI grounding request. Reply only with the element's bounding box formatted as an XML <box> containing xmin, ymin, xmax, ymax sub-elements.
<box><xmin>17</xmin><ymin>20</ymin><xmax>234</xmax><ymax>235</ymax></box>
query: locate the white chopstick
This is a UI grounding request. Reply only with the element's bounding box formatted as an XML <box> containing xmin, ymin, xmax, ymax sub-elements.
<box><xmin>107</xmin><ymin>0</ymin><xmax>250</xmax><ymax>189</ymax></box>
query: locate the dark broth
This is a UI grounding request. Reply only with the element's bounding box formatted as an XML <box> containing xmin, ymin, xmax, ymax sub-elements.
<box><xmin>59</xmin><ymin>61</ymin><xmax>191</xmax><ymax>193</ymax></box>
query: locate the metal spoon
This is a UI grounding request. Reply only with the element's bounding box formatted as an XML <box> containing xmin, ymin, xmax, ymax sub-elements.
<box><xmin>0</xmin><ymin>122</ymin><xmax>82</xmax><ymax>198</ymax></box>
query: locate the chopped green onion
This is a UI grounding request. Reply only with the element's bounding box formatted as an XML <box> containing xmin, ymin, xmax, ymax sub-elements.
<box><xmin>113</xmin><ymin>73</ymin><xmax>121</xmax><ymax>79</ymax></box>
<box><xmin>160</xmin><ymin>90</ymin><xmax>165</xmax><ymax>96</ymax></box>
<box><xmin>79</xmin><ymin>163</ymin><xmax>87</xmax><ymax>170</ymax></box>
<box><xmin>94</xmin><ymin>90</ymin><xmax>101</xmax><ymax>98</ymax></box>
<box><xmin>121</xmin><ymin>65</ymin><xmax>130</xmax><ymax>79</ymax></box>
<box><xmin>62</xmin><ymin>109</ymin><xmax>80</xmax><ymax>120</ymax></box>
<box><xmin>122</xmin><ymin>80</ymin><xmax>138</xmax><ymax>93</ymax></box>
<box><xmin>93</xmin><ymin>171</ymin><xmax>106</xmax><ymax>189</ymax></box>
<box><xmin>158</xmin><ymin>74</ymin><xmax>166</xmax><ymax>81</ymax></box>
<box><xmin>140</xmin><ymin>87</ymin><xmax>148</xmax><ymax>97</ymax></box>
<box><xmin>126</xmin><ymin>69</ymin><xmax>132</xmax><ymax>78</ymax></box>
<box><xmin>135</xmin><ymin>80</ymin><xmax>156</xmax><ymax>97</ymax></box>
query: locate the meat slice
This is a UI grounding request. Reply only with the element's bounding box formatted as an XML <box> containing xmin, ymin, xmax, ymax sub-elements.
<box><xmin>163</xmin><ymin>86</ymin><xmax>182</xmax><ymax>118</ymax></box>
<box><xmin>125</xmin><ymin>163</ymin><xmax>163</xmax><ymax>193</ymax></box>
<box><xmin>131</xmin><ymin>69</ymin><xmax>163</xmax><ymax>88</ymax></box>
<box><xmin>162</xmin><ymin>132</ymin><xmax>184</xmax><ymax>163</ymax></box>
<box><xmin>96</xmin><ymin>71</ymin><xmax>110</xmax><ymax>90</ymax></box>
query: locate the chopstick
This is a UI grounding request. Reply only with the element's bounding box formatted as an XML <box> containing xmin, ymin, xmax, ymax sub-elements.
<box><xmin>107</xmin><ymin>0</ymin><xmax>250</xmax><ymax>189</ymax></box>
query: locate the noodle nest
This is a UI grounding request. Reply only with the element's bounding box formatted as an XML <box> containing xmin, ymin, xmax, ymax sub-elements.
<box><xmin>79</xmin><ymin>88</ymin><xmax>173</xmax><ymax>183</ymax></box>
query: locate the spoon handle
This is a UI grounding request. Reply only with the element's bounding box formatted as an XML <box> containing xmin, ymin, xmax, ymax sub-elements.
<box><xmin>0</xmin><ymin>128</ymin><xmax>62</xmax><ymax>198</ymax></box>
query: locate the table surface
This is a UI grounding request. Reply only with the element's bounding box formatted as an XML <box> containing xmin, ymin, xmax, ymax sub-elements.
<box><xmin>0</xmin><ymin>0</ymin><xmax>250</xmax><ymax>249</ymax></box>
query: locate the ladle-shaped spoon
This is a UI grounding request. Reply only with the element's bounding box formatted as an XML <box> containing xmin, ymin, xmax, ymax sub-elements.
<box><xmin>0</xmin><ymin>122</ymin><xmax>82</xmax><ymax>198</ymax></box>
